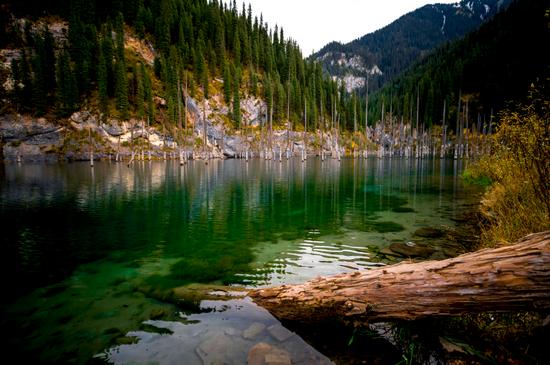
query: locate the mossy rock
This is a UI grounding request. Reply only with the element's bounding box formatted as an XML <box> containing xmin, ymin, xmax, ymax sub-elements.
<box><xmin>414</xmin><ymin>227</ymin><xmax>445</xmax><ymax>238</ymax></box>
<box><xmin>139</xmin><ymin>323</ymin><xmax>173</xmax><ymax>335</ymax></box>
<box><xmin>371</xmin><ymin>221</ymin><xmax>405</xmax><ymax>233</ymax></box>
<box><xmin>171</xmin><ymin>283</ymin><xmax>247</xmax><ymax>303</ymax></box>
<box><xmin>115</xmin><ymin>336</ymin><xmax>139</xmax><ymax>345</ymax></box>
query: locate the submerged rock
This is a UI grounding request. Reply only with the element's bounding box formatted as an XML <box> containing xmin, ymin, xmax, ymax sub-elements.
<box><xmin>389</xmin><ymin>241</ymin><xmax>436</xmax><ymax>258</ymax></box>
<box><xmin>243</xmin><ymin>322</ymin><xmax>266</xmax><ymax>340</ymax></box>
<box><xmin>379</xmin><ymin>247</ymin><xmax>404</xmax><ymax>258</ymax></box>
<box><xmin>247</xmin><ymin>342</ymin><xmax>292</xmax><ymax>365</ymax></box>
<box><xmin>196</xmin><ymin>333</ymin><xmax>234</xmax><ymax>364</ymax></box>
<box><xmin>414</xmin><ymin>227</ymin><xmax>446</xmax><ymax>238</ymax></box>
<box><xmin>267</xmin><ymin>324</ymin><xmax>294</xmax><ymax>342</ymax></box>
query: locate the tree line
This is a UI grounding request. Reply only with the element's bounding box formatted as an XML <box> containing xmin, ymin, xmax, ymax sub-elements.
<box><xmin>2</xmin><ymin>0</ymin><xmax>371</xmax><ymax>135</ymax></box>
<box><xmin>367</xmin><ymin>0</ymin><xmax>548</xmax><ymax>132</ymax></box>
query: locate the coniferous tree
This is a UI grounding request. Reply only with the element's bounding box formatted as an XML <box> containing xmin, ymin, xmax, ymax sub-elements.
<box><xmin>56</xmin><ymin>50</ymin><xmax>78</xmax><ymax>116</ymax></box>
<box><xmin>14</xmin><ymin>50</ymin><xmax>32</xmax><ymax>110</ymax></box>
<box><xmin>114</xmin><ymin>14</ymin><xmax>129</xmax><ymax>119</ymax></box>
<box><xmin>265</xmin><ymin>75</ymin><xmax>273</xmax><ymax>117</ymax></box>
<box><xmin>203</xmin><ymin>65</ymin><xmax>209</xmax><ymax>100</ymax></box>
<box><xmin>142</xmin><ymin>62</ymin><xmax>154</xmax><ymax>123</ymax></box>
<box><xmin>136</xmin><ymin>62</ymin><xmax>145</xmax><ymax>119</ymax></box>
<box><xmin>10</xmin><ymin>58</ymin><xmax>21</xmax><ymax>109</ymax></box>
<box><xmin>194</xmin><ymin>48</ymin><xmax>205</xmax><ymax>90</ymax></box>
<box><xmin>214</xmin><ymin>13</ymin><xmax>225</xmax><ymax>68</ymax></box>
<box><xmin>153</xmin><ymin>56</ymin><xmax>162</xmax><ymax>79</ymax></box>
<box><xmin>233</xmin><ymin>67</ymin><xmax>241</xmax><ymax>127</ymax></box>
<box><xmin>249</xmin><ymin>67</ymin><xmax>258</xmax><ymax>97</ymax></box>
<box><xmin>233</xmin><ymin>26</ymin><xmax>241</xmax><ymax>67</ymax></box>
<box><xmin>42</xmin><ymin>26</ymin><xmax>56</xmax><ymax>92</ymax></box>
<box><xmin>100</xmin><ymin>25</ymin><xmax>115</xmax><ymax>97</ymax></box>
<box><xmin>223</xmin><ymin>61</ymin><xmax>232</xmax><ymax>104</ymax></box>
<box><xmin>115</xmin><ymin>58</ymin><xmax>129</xmax><ymax>119</ymax></box>
<box><xmin>31</xmin><ymin>47</ymin><xmax>46</xmax><ymax>115</ymax></box>
<box><xmin>98</xmin><ymin>44</ymin><xmax>109</xmax><ymax>118</ymax></box>
<box><xmin>68</xmin><ymin>13</ymin><xmax>91</xmax><ymax>95</ymax></box>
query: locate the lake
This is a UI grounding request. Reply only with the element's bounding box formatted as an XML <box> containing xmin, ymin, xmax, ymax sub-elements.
<box><xmin>0</xmin><ymin>157</ymin><xmax>481</xmax><ymax>364</ymax></box>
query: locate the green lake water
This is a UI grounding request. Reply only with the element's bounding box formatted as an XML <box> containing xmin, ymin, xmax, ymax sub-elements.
<box><xmin>0</xmin><ymin>157</ymin><xmax>481</xmax><ymax>364</ymax></box>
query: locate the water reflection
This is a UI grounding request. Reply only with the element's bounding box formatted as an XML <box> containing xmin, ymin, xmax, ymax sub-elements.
<box><xmin>0</xmin><ymin>158</ymin><xmax>481</xmax><ymax>363</ymax></box>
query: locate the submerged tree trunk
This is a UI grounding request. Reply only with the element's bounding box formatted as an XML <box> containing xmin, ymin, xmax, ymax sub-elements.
<box><xmin>249</xmin><ymin>231</ymin><xmax>550</xmax><ymax>324</ymax></box>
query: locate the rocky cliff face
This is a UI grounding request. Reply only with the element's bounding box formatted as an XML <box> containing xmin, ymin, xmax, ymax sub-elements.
<box><xmin>0</xmin><ymin>93</ymin><xmax>274</xmax><ymax>161</ymax></box>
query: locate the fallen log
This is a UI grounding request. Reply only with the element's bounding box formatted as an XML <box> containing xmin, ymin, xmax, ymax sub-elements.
<box><xmin>249</xmin><ymin>231</ymin><xmax>550</xmax><ymax>323</ymax></box>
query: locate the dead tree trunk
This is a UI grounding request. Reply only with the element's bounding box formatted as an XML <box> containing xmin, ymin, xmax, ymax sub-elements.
<box><xmin>249</xmin><ymin>231</ymin><xmax>550</xmax><ymax>324</ymax></box>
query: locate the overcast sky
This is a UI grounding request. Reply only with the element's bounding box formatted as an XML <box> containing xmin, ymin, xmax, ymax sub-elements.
<box><xmin>224</xmin><ymin>0</ymin><xmax>459</xmax><ymax>56</ymax></box>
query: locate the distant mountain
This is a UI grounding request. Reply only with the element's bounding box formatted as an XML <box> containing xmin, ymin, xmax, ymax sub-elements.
<box><xmin>312</xmin><ymin>0</ymin><xmax>512</xmax><ymax>93</ymax></box>
<box><xmin>369</xmin><ymin>0</ymin><xmax>549</xmax><ymax>127</ymax></box>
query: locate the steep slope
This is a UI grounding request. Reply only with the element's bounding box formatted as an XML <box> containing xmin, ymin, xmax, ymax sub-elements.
<box><xmin>369</xmin><ymin>0</ymin><xmax>549</xmax><ymax>128</ymax></box>
<box><xmin>3</xmin><ymin>0</ymin><xmax>404</xmax><ymax>162</ymax></box>
<box><xmin>313</xmin><ymin>0</ymin><xmax>512</xmax><ymax>92</ymax></box>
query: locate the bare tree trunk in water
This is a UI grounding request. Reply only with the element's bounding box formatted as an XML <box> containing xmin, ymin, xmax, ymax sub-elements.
<box><xmin>89</xmin><ymin>126</ymin><xmax>94</xmax><ymax>167</ymax></box>
<box><xmin>116</xmin><ymin>135</ymin><xmax>121</xmax><ymax>162</ymax></box>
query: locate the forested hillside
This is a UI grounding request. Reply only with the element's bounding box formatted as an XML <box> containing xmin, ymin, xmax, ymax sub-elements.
<box><xmin>313</xmin><ymin>0</ymin><xmax>512</xmax><ymax>93</ymax></box>
<box><xmin>0</xmin><ymin>0</ymin><xmax>360</xmax><ymax>133</ymax></box>
<box><xmin>0</xmin><ymin>0</ymin><xmax>547</xmax><ymax>144</ymax></box>
<box><xmin>368</xmin><ymin>0</ymin><xmax>549</xmax><ymax>129</ymax></box>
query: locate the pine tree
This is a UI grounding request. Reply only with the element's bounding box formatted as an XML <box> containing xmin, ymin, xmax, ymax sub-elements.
<box><xmin>68</xmin><ymin>13</ymin><xmax>91</xmax><ymax>95</ymax></box>
<box><xmin>249</xmin><ymin>66</ymin><xmax>257</xmax><ymax>97</ymax></box>
<box><xmin>114</xmin><ymin>13</ymin><xmax>129</xmax><ymax>119</ymax></box>
<box><xmin>42</xmin><ymin>26</ymin><xmax>56</xmax><ymax>92</ymax></box>
<box><xmin>194</xmin><ymin>48</ymin><xmax>205</xmax><ymax>89</ymax></box>
<box><xmin>233</xmin><ymin>67</ymin><xmax>241</xmax><ymax>127</ymax></box>
<box><xmin>98</xmin><ymin>44</ymin><xmax>109</xmax><ymax>118</ymax></box>
<box><xmin>31</xmin><ymin>46</ymin><xmax>47</xmax><ymax>115</ymax></box>
<box><xmin>233</xmin><ymin>27</ymin><xmax>241</xmax><ymax>67</ymax></box>
<box><xmin>223</xmin><ymin>61</ymin><xmax>232</xmax><ymax>104</ymax></box>
<box><xmin>16</xmin><ymin>50</ymin><xmax>32</xmax><ymax>110</ymax></box>
<box><xmin>115</xmin><ymin>59</ymin><xmax>129</xmax><ymax>119</ymax></box>
<box><xmin>136</xmin><ymin>62</ymin><xmax>145</xmax><ymax>119</ymax></box>
<box><xmin>203</xmin><ymin>65</ymin><xmax>209</xmax><ymax>100</ymax></box>
<box><xmin>142</xmin><ymin>62</ymin><xmax>154</xmax><ymax>123</ymax></box>
<box><xmin>214</xmin><ymin>13</ymin><xmax>225</xmax><ymax>68</ymax></box>
<box><xmin>265</xmin><ymin>75</ymin><xmax>273</xmax><ymax>117</ymax></box>
<box><xmin>101</xmin><ymin>25</ymin><xmax>115</xmax><ymax>97</ymax></box>
<box><xmin>10</xmin><ymin>58</ymin><xmax>21</xmax><ymax>109</ymax></box>
<box><xmin>56</xmin><ymin>50</ymin><xmax>78</xmax><ymax>116</ymax></box>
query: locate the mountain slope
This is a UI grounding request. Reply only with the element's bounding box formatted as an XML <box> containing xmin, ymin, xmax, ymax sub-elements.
<box><xmin>369</xmin><ymin>0</ymin><xmax>549</xmax><ymax>128</ymax></box>
<box><xmin>313</xmin><ymin>0</ymin><xmax>512</xmax><ymax>92</ymax></box>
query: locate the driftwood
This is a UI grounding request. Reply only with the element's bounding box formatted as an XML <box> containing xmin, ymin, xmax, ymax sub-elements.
<box><xmin>249</xmin><ymin>231</ymin><xmax>550</xmax><ymax>323</ymax></box>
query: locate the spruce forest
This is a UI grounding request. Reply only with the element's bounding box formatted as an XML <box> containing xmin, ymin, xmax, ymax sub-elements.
<box><xmin>1</xmin><ymin>0</ymin><xmax>546</xmax><ymax>145</ymax></box>
<box><xmin>2</xmin><ymin>0</ymin><xmax>356</xmax><ymax>133</ymax></box>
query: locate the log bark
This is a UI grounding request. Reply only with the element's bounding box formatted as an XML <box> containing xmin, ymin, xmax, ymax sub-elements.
<box><xmin>249</xmin><ymin>231</ymin><xmax>550</xmax><ymax>323</ymax></box>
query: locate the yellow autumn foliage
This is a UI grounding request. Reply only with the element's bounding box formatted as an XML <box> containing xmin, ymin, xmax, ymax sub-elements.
<box><xmin>466</xmin><ymin>86</ymin><xmax>549</xmax><ymax>246</ymax></box>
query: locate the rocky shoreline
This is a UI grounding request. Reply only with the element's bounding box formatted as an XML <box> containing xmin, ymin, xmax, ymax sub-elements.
<box><xmin>0</xmin><ymin>110</ymin><xmax>324</xmax><ymax>163</ymax></box>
